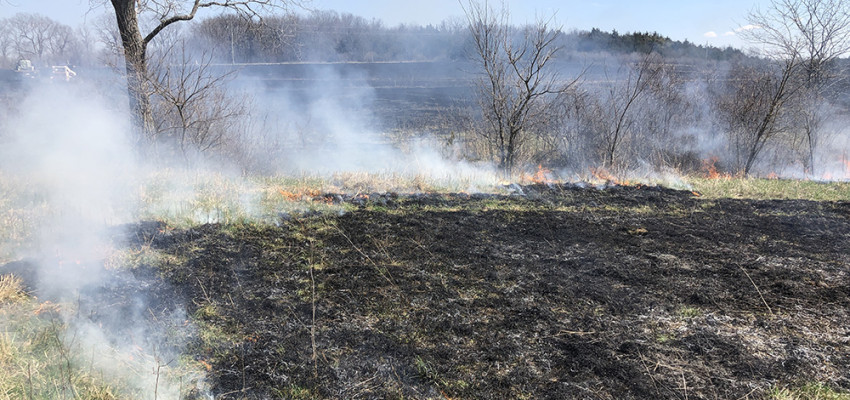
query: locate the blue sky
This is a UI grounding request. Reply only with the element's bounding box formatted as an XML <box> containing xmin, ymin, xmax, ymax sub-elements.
<box><xmin>1</xmin><ymin>0</ymin><xmax>764</xmax><ymax>48</ymax></box>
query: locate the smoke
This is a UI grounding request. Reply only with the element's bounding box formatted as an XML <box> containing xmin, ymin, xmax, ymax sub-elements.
<box><xmin>0</xmin><ymin>64</ymin><xmax>502</xmax><ymax>397</ymax></box>
<box><xmin>4</xmin><ymin>10</ymin><xmax>850</xmax><ymax>400</ymax></box>
<box><xmin>232</xmin><ymin>63</ymin><xmax>501</xmax><ymax>190</ymax></box>
<box><xmin>3</xmin><ymin>30</ymin><xmax>848</xmax><ymax>400</ymax></box>
<box><xmin>2</xmin><ymin>83</ymin><xmax>135</xmax><ymax>286</ymax></box>
<box><xmin>185</xmin><ymin>15</ymin><xmax>850</xmax><ymax>184</ymax></box>
<box><xmin>0</xmin><ymin>81</ymin><xmax>207</xmax><ymax>397</ymax></box>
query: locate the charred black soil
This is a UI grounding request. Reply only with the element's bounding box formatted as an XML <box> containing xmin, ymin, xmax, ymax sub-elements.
<box><xmin>77</xmin><ymin>185</ymin><xmax>850</xmax><ymax>398</ymax></box>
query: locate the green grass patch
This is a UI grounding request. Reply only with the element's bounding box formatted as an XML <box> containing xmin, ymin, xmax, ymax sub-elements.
<box><xmin>688</xmin><ymin>177</ymin><xmax>850</xmax><ymax>201</ymax></box>
<box><xmin>272</xmin><ymin>385</ymin><xmax>319</xmax><ymax>400</ymax></box>
<box><xmin>769</xmin><ymin>383</ymin><xmax>850</xmax><ymax>400</ymax></box>
<box><xmin>677</xmin><ymin>306</ymin><xmax>701</xmax><ymax>319</ymax></box>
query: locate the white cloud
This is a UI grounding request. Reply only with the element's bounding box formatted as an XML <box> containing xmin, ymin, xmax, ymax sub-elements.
<box><xmin>703</xmin><ymin>31</ymin><xmax>718</xmax><ymax>38</ymax></box>
<box><xmin>735</xmin><ymin>24</ymin><xmax>760</xmax><ymax>32</ymax></box>
<box><xmin>723</xmin><ymin>31</ymin><xmax>736</xmax><ymax>36</ymax></box>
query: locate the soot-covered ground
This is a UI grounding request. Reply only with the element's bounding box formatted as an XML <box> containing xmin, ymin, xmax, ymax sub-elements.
<box><xmin>45</xmin><ymin>184</ymin><xmax>850</xmax><ymax>398</ymax></box>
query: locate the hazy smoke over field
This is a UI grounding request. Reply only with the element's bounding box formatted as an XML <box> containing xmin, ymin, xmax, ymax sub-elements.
<box><xmin>0</xmin><ymin>63</ymin><xmax>497</xmax><ymax>397</ymax></box>
<box><xmin>5</xmin><ymin>4</ymin><xmax>850</xmax><ymax>399</ymax></box>
<box><xmin>0</xmin><ymin>82</ymin><xmax>204</xmax><ymax>397</ymax></box>
<box><xmin>235</xmin><ymin>65</ymin><xmax>500</xmax><ymax>188</ymax></box>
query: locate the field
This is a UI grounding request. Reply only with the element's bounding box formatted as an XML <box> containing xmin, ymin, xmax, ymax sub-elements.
<box><xmin>2</xmin><ymin>176</ymin><xmax>849</xmax><ymax>399</ymax></box>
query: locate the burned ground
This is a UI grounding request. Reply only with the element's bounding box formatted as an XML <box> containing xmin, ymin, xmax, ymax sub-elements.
<box><xmin>38</xmin><ymin>184</ymin><xmax>850</xmax><ymax>398</ymax></box>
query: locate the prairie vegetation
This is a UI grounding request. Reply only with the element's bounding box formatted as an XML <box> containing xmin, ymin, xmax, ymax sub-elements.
<box><xmin>1</xmin><ymin>0</ymin><xmax>850</xmax><ymax>398</ymax></box>
<box><xmin>1</xmin><ymin>172</ymin><xmax>850</xmax><ymax>398</ymax></box>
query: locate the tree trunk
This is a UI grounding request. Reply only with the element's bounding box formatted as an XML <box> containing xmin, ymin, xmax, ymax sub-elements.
<box><xmin>111</xmin><ymin>0</ymin><xmax>154</xmax><ymax>138</ymax></box>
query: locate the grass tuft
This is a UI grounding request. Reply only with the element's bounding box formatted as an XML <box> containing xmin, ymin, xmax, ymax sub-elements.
<box><xmin>0</xmin><ymin>298</ymin><xmax>120</xmax><ymax>399</ymax></box>
<box><xmin>769</xmin><ymin>383</ymin><xmax>850</xmax><ymax>400</ymax></box>
<box><xmin>0</xmin><ymin>274</ymin><xmax>27</xmax><ymax>303</ymax></box>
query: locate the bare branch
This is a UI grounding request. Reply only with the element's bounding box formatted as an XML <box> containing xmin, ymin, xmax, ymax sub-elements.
<box><xmin>103</xmin><ymin>0</ymin><xmax>305</xmax><ymax>137</ymax></box>
<box><xmin>738</xmin><ymin>0</ymin><xmax>850</xmax><ymax>174</ymax></box>
<box><xmin>463</xmin><ymin>0</ymin><xmax>578</xmax><ymax>175</ymax></box>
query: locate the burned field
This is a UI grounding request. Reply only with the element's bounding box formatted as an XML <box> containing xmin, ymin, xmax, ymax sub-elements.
<box><xmin>122</xmin><ymin>184</ymin><xmax>849</xmax><ymax>398</ymax></box>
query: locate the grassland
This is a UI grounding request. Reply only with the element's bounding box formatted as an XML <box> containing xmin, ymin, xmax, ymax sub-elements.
<box><xmin>1</xmin><ymin>173</ymin><xmax>849</xmax><ymax>398</ymax></box>
<box><xmin>688</xmin><ymin>177</ymin><xmax>850</xmax><ymax>201</ymax></box>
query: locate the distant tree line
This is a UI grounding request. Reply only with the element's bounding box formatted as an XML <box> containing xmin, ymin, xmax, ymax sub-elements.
<box><xmin>0</xmin><ymin>13</ymin><xmax>95</xmax><ymax>68</ymax></box>
<box><xmin>187</xmin><ymin>11</ymin><xmax>745</xmax><ymax>64</ymax></box>
<box><xmin>0</xmin><ymin>10</ymin><xmax>745</xmax><ymax>69</ymax></box>
<box><xmin>575</xmin><ymin>28</ymin><xmax>744</xmax><ymax>60</ymax></box>
<box><xmin>189</xmin><ymin>11</ymin><xmax>469</xmax><ymax>63</ymax></box>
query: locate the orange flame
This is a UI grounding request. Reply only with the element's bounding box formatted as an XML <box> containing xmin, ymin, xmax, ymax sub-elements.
<box><xmin>586</xmin><ymin>167</ymin><xmax>646</xmax><ymax>186</ymax></box>
<box><xmin>278</xmin><ymin>188</ymin><xmax>322</xmax><ymax>202</ymax></box>
<box><xmin>700</xmin><ymin>157</ymin><xmax>732</xmax><ymax>179</ymax></box>
<box><xmin>590</xmin><ymin>167</ymin><xmax>642</xmax><ymax>186</ymax></box>
<box><xmin>531</xmin><ymin>164</ymin><xmax>554</xmax><ymax>184</ymax></box>
<box><xmin>701</xmin><ymin>157</ymin><xmax>720</xmax><ymax>179</ymax></box>
<box><xmin>815</xmin><ymin>154</ymin><xmax>850</xmax><ymax>181</ymax></box>
<box><xmin>33</xmin><ymin>301</ymin><xmax>60</xmax><ymax>316</ymax></box>
<box><xmin>590</xmin><ymin>167</ymin><xmax>615</xmax><ymax>183</ymax></box>
<box><xmin>278</xmin><ymin>189</ymin><xmax>300</xmax><ymax>201</ymax></box>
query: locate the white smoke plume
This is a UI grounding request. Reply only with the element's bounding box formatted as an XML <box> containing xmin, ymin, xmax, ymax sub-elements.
<box><xmin>233</xmin><ymin>65</ymin><xmax>501</xmax><ymax>189</ymax></box>
<box><xmin>0</xmin><ymin>81</ymin><xmax>206</xmax><ymax>398</ymax></box>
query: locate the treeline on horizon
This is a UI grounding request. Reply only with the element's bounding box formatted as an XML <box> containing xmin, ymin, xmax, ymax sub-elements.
<box><xmin>190</xmin><ymin>12</ymin><xmax>746</xmax><ymax>64</ymax></box>
<box><xmin>0</xmin><ymin>10</ymin><xmax>745</xmax><ymax>69</ymax></box>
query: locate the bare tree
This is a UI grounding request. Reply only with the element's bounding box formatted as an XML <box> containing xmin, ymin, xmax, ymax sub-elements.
<box><xmin>462</xmin><ymin>0</ymin><xmax>578</xmax><ymax>176</ymax></box>
<box><xmin>70</xmin><ymin>24</ymin><xmax>100</xmax><ymax>67</ymax></box>
<box><xmin>148</xmin><ymin>39</ymin><xmax>247</xmax><ymax>155</ymax></box>
<box><xmin>2</xmin><ymin>13</ymin><xmax>77</xmax><ymax>66</ymax></box>
<box><xmin>641</xmin><ymin>58</ymin><xmax>697</xmax><ymax>168</ymax></box>
<box><xmin>0</xmin><ymin>19</ymin><xmax>11</xmax><ymax>67</ymax></box>
<box><xmin>96</xmin><ymin>0</ymin><xmax>305</xmax><ymax>138</ymax></box>
<box><xmin>193</xmin><ymin>13</ymin><xmax>298</xmax><ymax>63</ymax></box>
<box><xmin>539</xmin><ymin>87</ymin><xmax>596</xmax><ymax>170</ymax></box>
<box><xmin>713</xmin><ymin>59</ymin><xmax>799</xmax><ymax>175</ymax></box>
<box><xmin>743</xmin><ymin>0</ymin><xmax>850</xmax><ymax>174</ymax></box>
<box><xmin>597</xmin><ymin>53</ymin><xmax>664</xmax><ymax>169</ymax></box>
<box><xmin>543</xmin><ymin>52</ymin><xmax>694</xmax><ymax>173</ymax></box>
<box><xmin>746</xmin><ymin>0</ymin><xmax>850</xmax><ymax>85</ymax></box>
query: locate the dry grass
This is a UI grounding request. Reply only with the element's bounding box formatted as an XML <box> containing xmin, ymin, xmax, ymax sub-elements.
<box><xmin>0</xmin><ymin>276</ymin><xmax>207</xmax><ymax>399</ymax></box>
<box><xmin>2</xmin><ymin>169</ymin><xmax>850</xmax><ymax>399</ymax></box>
<box><xmin>0</xmin><ymin>283</ymin><xmax>120</xmax><ymax>399</ymax></box>
<box><xmin>135</xmin><ymin>169</ymin><xmax>506</xmax><ymax>228</ymax></box>
<box><xmin>0</xmin><ymin>173</ymin><xmax>50</xmax><ymax>262</ymax></box>
<box><xmin>688</xmin><ymin>176</ymin><xmax>850</xmax><ymax>201</ymax></box>
<box><xmin>0</xmin><ymin>274</ymin><xmax>27</xmax><ymax>303</ymax></box>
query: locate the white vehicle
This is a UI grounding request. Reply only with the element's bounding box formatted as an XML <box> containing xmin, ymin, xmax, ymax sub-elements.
<box><xmin>15</xmin><ymin>59</ymin><xmax>33</xmax><ymax>72</ymax></box>
<box><xmin>14</xmin><ymin>59</ymin><xmax>37</xmax><ymax>78</ymax></box>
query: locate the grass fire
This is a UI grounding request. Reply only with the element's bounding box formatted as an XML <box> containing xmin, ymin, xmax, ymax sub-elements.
<box><xmin>2</xmin><ymin>0</ymin><xmax>850</xmax><ymax>399</ymax></box>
